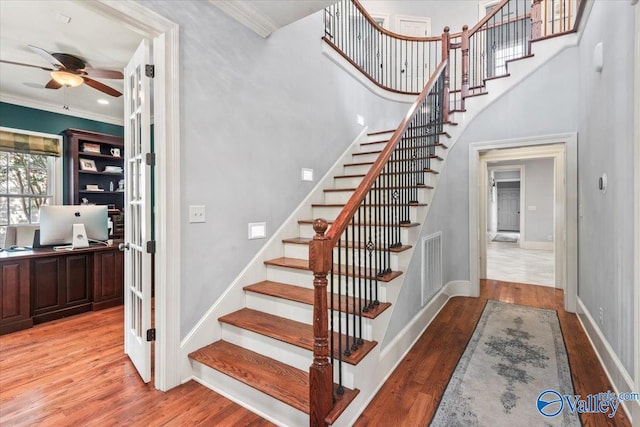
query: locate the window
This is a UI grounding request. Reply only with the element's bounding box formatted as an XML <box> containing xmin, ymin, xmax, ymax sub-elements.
<box><xmin>0</xmin><ymin>128</ymin><xmax>62</xmax><ymax>246</ymax></box>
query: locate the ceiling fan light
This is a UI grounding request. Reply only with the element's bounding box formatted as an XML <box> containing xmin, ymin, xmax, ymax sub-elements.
<box><xmin>51</xmin><ymin>70</ymin><xmax>83</xmax><ymax>87</ymax></box>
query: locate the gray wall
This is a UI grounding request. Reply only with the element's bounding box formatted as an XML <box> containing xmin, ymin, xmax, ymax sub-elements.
<box><xmin>576</xmin><ymin>0</ymin><xmax>635</xmax><ymax>376</ymax></box>
<box><xmin>360</xmin><ymin>0</ymin><xmax>480</xmax><ymax>36</ymax></box>
<box><xmin>382</xmin><ymin>43</ymin><xmax>579</xmax><ymax>347</ymax></box>
<box><xmin>140</xmin><ymin>1</ymin><xmax>409</xmax><ymax>338</ymax></box>
<box><xmin>523</xmin><ymin>158</ymin><xmax>554</xmax><ymax>242</ymax></box>
<box><xmin>488</xmin><ymin>158</ymin><xmax>555</xmax><ymax>241</ymax></box>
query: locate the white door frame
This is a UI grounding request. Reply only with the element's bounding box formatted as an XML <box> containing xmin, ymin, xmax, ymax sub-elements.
<box><xmin>633</xmin><ymin>3</ymin><xmax>640</xmax><ymax>422</ymax></box>
<box><xmin>88</xmin><ymin>1</ymin><xmax>181</xmax><ymax>391</ymax></box>
<box><xmin>469</xmin><ymin>133</ymin><xmax>577</xmax><ymax>312</ymax></box>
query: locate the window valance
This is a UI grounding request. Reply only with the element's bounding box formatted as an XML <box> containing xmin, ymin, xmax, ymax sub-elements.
<box><xmin>0</xmin><ymin>130</ymin><xmax>62</xmax><ymax>157</ymax></box>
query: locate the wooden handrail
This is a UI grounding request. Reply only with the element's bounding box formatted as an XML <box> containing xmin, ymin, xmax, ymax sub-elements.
<box><xmin>325</xmin><ymin>59</ymin><xmax>448</xmax><ymax>246</ymax></box>
<box><xmin>351</xmin><ymin>0</ymin><xmax>441</xmax><ymax>42</ymax></box>
<box><xmin>468</xmin><ymin>0</ymin><xmax>511</xmax><ymax>35</ymax></box>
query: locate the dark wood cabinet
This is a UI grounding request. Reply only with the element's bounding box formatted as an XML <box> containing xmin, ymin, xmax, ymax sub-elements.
<box><xmin>63</xmin><ymin>128</ymin><xmax>125</xmax><ymax>238</ymax></box>
<box><xmin>92</xmin><ymin>250</ymin><xmax>124</xmax><ymax>310</ymax></box>
<box><xmin>31</xmin><ymin>253</ymin><xmax>92</xmax><ymax>324</ymax></box>
<box><xmin>0</xmin><ymin>259</ymin><xmax>32</xmax><ymax>334</ymax></box>
<box><xmin>0</xmin><ymin>244</ymin><xmax>124</xmax><ymax>334</ymax></box>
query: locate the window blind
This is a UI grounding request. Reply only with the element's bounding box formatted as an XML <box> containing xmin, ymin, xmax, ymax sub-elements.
<box><xmin>0</xmin><ymin>130</ymin><xmax>61</xmax><ymax>157</ymax></box>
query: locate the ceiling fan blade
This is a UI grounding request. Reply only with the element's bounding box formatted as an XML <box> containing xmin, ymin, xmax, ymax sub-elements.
<box><xmin>83</xmin><ymin>77</ymin><xmax>122</xmax><ymax>97</ymax></box>
<box><xmin>0</xmin><ymin>59</ymin><xmax>54</xmax><ymax>71</ymax></box>
<box><xmin>45</xmin><ymin>79</ymin><xmax>63</xmax><ymax>90</ymax></box>
<box><xmin>28</xmin><ymin>45</ymin><xmax>65</xmax><ymax>69</ymax></box>
<box><xmin>83</xmin><ymin>68</ymin><xmax>124</xmax><ymax>80</ymax></box>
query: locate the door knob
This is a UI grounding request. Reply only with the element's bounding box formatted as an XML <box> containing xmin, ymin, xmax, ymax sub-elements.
<box><xmin>119</xmin><ymin>242</ymin><xmax>130</xmax><ymax>251</ymax></box>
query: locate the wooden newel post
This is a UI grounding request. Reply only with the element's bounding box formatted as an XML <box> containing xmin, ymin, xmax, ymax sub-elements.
<box><xmin>308</xmin><ymin>218</ymin><xmax>333</xmax><ymax>427</ymax></box>
<box><xmin>461</xmin><ymin>24</ymin><xmax>470</xmax><ymax>111</ymax></box>
<box><xmin>531</xmin><ymin>0</ymin><xmax>543</xmax><ymax>41</ymax></box>
<box><xmin>441</xmin><ymin>27</ymin><xmax>450</xmax><ymax>123</ymax></box>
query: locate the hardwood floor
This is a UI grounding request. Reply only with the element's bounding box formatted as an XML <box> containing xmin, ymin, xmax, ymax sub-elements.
<box><xmin>354</xmin><ymin>279</ymin><xmax>632</xmax><ymax>427</ymax></box>
<box><xmin>0</xmin><ymin>280</ymin><xmax>632</xmax><ymax>426</ymax></box>
<box><xmin>0</xmin><ymin>306</ymin><xmax>274</xmax><ymax>427</ymax></box>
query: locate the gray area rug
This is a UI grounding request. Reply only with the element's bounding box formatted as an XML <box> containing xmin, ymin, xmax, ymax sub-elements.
<box><xmin>492</xmin><ymin>233</ymin><xmax>518</xmax><ymax>243</ymax></box>
<box><xmin>430</xmin><ymin>301</ymin><xmax>581</xmax><ymax>426</ymax></box>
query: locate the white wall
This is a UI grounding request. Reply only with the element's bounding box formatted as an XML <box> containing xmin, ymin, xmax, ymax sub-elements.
<box><xmin>576</xmin><ymin>0</ymin><xmax>636</xmax><ymax>377</ymax></box>
<box><xmin>360</xmin><ymin>0</ymin><xmax>479</xmax><ymax>35</ymax></box>
<box><xmin>381</xmin><ymin>43</ymin><xmax>579</xmax><ymax>347</ymax></box>
<box><xmin>139</xmin><ymin>1</ymin><xmax>409</xmax><ymax>338</ymax></box>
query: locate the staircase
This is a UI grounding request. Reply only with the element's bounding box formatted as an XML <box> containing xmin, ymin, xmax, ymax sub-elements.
<box><xmin>185</xmin><ymin>0</ymin><xmax>586</xmax><ymax>424</ymax></box>
<box><xmin>188</xmin><ymin>124</ymin><xmax>451</xmax><ymax>425</ymax></box>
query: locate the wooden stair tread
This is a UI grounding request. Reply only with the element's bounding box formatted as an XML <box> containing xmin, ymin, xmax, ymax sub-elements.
<box><xmin>188</xmin><ymin>340</ymin><xmax>359</xmax><ymax>417</ymax></box>
<box><xmin>312</xmin><ymin>202</ymin><xmax>427</xmax><ymax>208</ymax></box>
<box><xmin>344</xmin><ymin>155</ymin><xmax>442</xmax><ymax>168</ymax></box>
<box><xmin>264</xmin><ymin>257</ymin><xmax>403</xmax><ymax>283</ymax></box>
<box><xmin>324</xmin><ymin>184</ymin><xmax>433</xmax><ymax>192</ymax></box>
<box><xmin>367</xmin><ymin>129</ymin><xmax>394</xmax><ymax>136</ymax></box>
<box><xmin>463</xmin><ymin>92</ymin><xmax>489</xmax><ymax>99</ymax></box>
<box><xmin>484</xmin><ymin>73</ymin><xmax>510</xmax><ymax>82</ymax></box>
<box><xmin>298</xmin><ymin>219</ymin><xmax>420</xmax><ymax>228</ymax></box>
<box><xmin>219</xmin><ymin>308</ymin><xmax>378</xmax><ymax>365</ymax></box>
<box><xmin>334</xmin><ymin>169</ymin><xmax>438</xmax><ymax>179</ymax></box>
<box><xmin>282</xmin><ymin>237</ymin><xmax>412</xmax><ymax>253</ymax></box>
<box><xmin>244</xmin><ymin>281</ymin><xmax>391</xmax><ymax>319</ymax></box>
<box><xmin>353</xmin><ymin>143</ymin><xmax>447</xmax><ymax>157</ymax></box>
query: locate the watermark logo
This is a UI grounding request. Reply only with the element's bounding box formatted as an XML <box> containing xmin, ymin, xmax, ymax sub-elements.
<box><xmin>537</xmin><ymin>389</ymin><xmax>564</xmax><ymax>417</ymax></box>
<box><xmin>536</xmin><ymin>389</ymin><xmax>640</xmax><ymax>419</ymax></box>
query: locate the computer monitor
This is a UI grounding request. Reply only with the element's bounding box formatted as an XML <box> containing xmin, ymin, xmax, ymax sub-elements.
<box><xmin>39</xmin><ymin>205</ymin><xmax>109</xmax><ymax>246</ymax></box>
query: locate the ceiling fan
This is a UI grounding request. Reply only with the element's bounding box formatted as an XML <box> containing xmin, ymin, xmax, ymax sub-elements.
<box><xmin>0</xmin><ymin>45</ymin><xmax>124</xmax><ymax>97</ymax></box>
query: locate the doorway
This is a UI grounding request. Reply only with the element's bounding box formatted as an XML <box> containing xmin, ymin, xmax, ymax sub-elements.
<box><xmin>85</xmin><ymin>1</ymin><xmax>181</xmax><ymax>391</ymax></box>
<box><xmin>468</xmin><ymin>133</ymin><xmax>578</xmax><ymax>312</ymax></box>
<box><xmin>497</xmin><ymin>183</ymin><xmax>520</xmax><ymax>232</ymax></box>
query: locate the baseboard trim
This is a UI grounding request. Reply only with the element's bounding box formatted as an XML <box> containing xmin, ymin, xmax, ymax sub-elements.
<box><xmin>341</xmin><ymin>280</ymin><xmax>472</xmax><ymax>426</ymax></box>
<box><xmin>576</xmin><ymin>298</ymin><xmax>638</xmax><ymax>423</ymax></box>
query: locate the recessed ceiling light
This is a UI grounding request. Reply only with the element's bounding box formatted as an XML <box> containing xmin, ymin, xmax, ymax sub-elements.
<box><xmin>97</xmin><ymin>99</ymin><xmax>109</xmax><ymax>105</ymax></box>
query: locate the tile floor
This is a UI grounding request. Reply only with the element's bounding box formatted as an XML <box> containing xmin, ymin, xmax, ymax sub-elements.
<box><xmin>486</xmin><ymin>233</ymin><xmax>555</xmax><ymax>287</ymax></box>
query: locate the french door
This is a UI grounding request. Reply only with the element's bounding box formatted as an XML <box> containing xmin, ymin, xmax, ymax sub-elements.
<box><xmin>122</xmin><ymin>39</ymin><xmax>152</xmax><ymax>383</ymax></box>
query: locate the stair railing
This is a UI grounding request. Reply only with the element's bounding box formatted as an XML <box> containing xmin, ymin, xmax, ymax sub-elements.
<box><xmin>309</xmin><ymin>59</ymin><xmax>447</xmax><ymax>426</ymax></box>
<box><xmin>448</xmin><ymin>0</ymin><xmax>584</xmax><ymax>111</ymax></box>
<box><xmin>323</xmin><ymin>0</ymin><xmax>442</xmax><ymax>94</ymax></box>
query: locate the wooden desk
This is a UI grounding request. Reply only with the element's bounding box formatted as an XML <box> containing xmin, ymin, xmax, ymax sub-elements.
<box><xmin>0</xmin><ymin>243</ymin><xmax>124</xmax><ymax>335</ymax></box>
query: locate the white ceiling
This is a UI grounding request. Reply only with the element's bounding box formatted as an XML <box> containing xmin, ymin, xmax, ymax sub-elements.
<box><xmin>0</xmin><ymin>1</ymin><xmax>143</xmax><ymax>125</ymax></box>
<box><xmin>0</xmin><ymin>0</ymin><xmax>333</xmax><ymax>126</ymax></box>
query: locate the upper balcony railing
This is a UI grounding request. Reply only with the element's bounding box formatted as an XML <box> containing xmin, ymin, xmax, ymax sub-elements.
<box><xmin>323</xmin><ymin>0</ymin><xmax>442</xmax><ymax>94</ymax></box>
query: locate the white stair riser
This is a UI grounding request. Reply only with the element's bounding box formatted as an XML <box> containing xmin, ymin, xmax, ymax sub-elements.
<box><xmin>283</xmin><ymin>242</ymin><xmax>402</xmax><ymax>271</ymax></box>
<box><xmin>191</xmin><ymin>361</ymin><xmax>308</xmax><ymax>427</ymax></box>
<box><xmin>220</xmin><ymin>323</ymin><xmax>358</xmax><ymax>388</ymax></box>
<box><xmin>334</xmin><ymin>175</ymin><xmax>364</xmax><ymax>189</ymax></box>
<box><xmin>221</xmin><ymin>323</ymin><xmax>313</xmax><ymax>373</ymax></box>
<box><xmin>312</xmin><ymin>204</ymin><xmax>423</xmax><ymax>223</ymax></box>
<box><xmin>264</xmin><ymin>265</ymin><xmax>390</xmax><ymax>302</ymax></box>
<box><xmin>343</xmin><ymin>163</ymin><xmax>373</xmax><ymax>175</ymax></box>
<box><xmin>324</xmin><ymin>190</ymin><xmax>356</xmax><ymax>205</ymax></box>
<box><xmin>325</xmin><ymin>187</ymin><xmax>431</xmax><ymax>205</ymax></box>
<box><xmin>359</xmin><ymin>141</ymin><xmax>387</xmax><ymax>152</ymax></box>
<box><xmin>299</xmin><ymin>223</ymin><xmax>415</xmax><ymax>242</ymax></box>
<box><xmin>351</xmin><ymin>152</ymin><xmax>380</xmax><ymax>163</ymax></box>
<box><xmin>286</xmin><ymin>242</ymin><xmax>407</xmax><ymax>263</ymax></box>
<box><xmin>244</xmin><ymin>292</ymin><xmax>375</xmax><ymax>340</ymax></box>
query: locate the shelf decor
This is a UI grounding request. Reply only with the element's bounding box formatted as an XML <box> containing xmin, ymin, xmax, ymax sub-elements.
<box><xmin>63</xmin><ymin>129</ymin><xmax>125</xmax><ymax>238</ymax></box>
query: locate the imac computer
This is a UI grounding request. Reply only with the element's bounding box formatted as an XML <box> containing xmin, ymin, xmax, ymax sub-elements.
<box><xmin>39</xmin><ymin>205</ymin><xmax>109</xmax><ymax>249</ymax></box>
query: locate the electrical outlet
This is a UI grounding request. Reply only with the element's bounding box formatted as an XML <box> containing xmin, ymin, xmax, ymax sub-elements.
<box><xmin>189</xmin><ymin>205</ymin><xmax>206</xmax><ymax>223</ymax></box>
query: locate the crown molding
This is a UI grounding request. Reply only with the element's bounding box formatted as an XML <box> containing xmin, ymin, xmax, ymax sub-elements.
<box><xmin>0</xmin><ymin>94</ymin><xmax>124</xmax><ymax>126</ymax></box>
<box><xmin>209</xmin><ymin>0</ymin><xmax>279</xmax><ymax>38</ymax></box>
